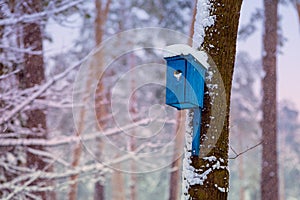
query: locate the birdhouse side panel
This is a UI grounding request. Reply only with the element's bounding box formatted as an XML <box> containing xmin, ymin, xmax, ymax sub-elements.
<box><xmin>186</xmin><ymin>62</ymin><xmax>206</xmax><ymax>108</ymax></box>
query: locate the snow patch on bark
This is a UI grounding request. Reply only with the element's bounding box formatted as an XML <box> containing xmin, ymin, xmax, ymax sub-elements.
<box><xmin>182</xmin><ymin>110</ymin><xmax>193</xmax><ymax>200</ymax></box>
<box><xmin>181</xmin><ymin>1</ymin><xmax>216</xmax><ymax>199</ymax></box>
<box><xmin>192</xmin><ymin>0</ymin><xmax>215</xmax><ymax>48</ymax></box>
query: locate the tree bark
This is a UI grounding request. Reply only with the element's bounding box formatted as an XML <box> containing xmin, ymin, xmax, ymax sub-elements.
<box><xmin>94</xmin><ymin>0</ymin><xmax>111</xmax><ymax>199</ymax></box>
<box><xmin>169</xmin><ymin>111</ymin><xmax>185</xmax><ymax>200</ymax></box>
<box><xmin>20</xmin><ymin>0</ymin><xmax>55</xmax><ymax>199</ymax></box>
<box><xmin>129</xmin><ymin>53</ymin><xmax>137</xmax><ymax>200</ymax></box>
<box><xmin>111</xmin><ymin>154</ymin><xmax>125</xmax><ymax>200</ymax></box>
<box><xmin>260</xmin><ymin>0</ymin><xmax>279</xmax><ymax>199</ymax></box>
<box><xmin>68</xmin><ymin>1</ymin><xmax>111</xmax><ymax>199</ymax></box>
<box><xmin>186</xmin><ymin>0</ymin><xmax>243</xmax><ymax>199</ymax></box>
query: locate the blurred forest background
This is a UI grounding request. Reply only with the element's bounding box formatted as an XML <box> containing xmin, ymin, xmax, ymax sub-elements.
<box><xmin>0</xmin><ymin>0</ymin><xmax>299</xmax><ymax>200</ymax></box>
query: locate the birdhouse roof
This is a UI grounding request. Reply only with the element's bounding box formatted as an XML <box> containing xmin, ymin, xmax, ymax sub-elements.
<box><xmin>163</xmin><ymin>44</ymin><xmax>209</xmax><ymax>69</ymax></box>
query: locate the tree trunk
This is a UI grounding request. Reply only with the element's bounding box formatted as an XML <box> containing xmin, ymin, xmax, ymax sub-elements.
<box><xmin>169</xmin><ymin>111</ymin><xmax>185</xmax><ymax>200</ymax></box>
<box><xmin>185</xmin><ymin>0</ymin><xmax>243</xmax><ymax>199</ymax></box>
<box><xmin>94</xmin><ymin>0</ymin><xmax>111</xmax><ymax>199</ymax></box>
<box><xmin>68</xmin><ymin>1</ymin><xmax>111</xmax><ymax>199</ymax></box>
<box><xmin>129</xmin><ymin>53</ymin><xmax>137</xmax><ymax>200</ymax></box>
<box><xmin>111</xmin><ymin>154</ymin><xmax>125</xmax><ymax>200</ymax></box>
<box><xmin>68</xmin><ymin>90</ymin><xmax>90</xmax><ymax>200</ymax></box>
<box><xmin>20</xmin><ymin>0</ymin><xmax>55</xmax><ymax>199</ymax></box>
<box><xmin>260</xmin><ymin>0</ymin><xmax>279</xmax><ymax>199</ymax></box>
<box><xmin>68</xmin><ymin>1</ymin><xmax>111</xmax><ymax>198</ymax></box>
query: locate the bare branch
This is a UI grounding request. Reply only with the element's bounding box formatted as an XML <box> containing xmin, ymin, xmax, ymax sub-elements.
<box><xmin>229</xmin><ymin>141</ymin><xmax>262</xmax><ymax>159</ymax></box>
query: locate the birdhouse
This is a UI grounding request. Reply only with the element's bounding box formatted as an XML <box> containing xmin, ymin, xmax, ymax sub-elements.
<box><xmin>164</xmin><ymin>44</ymin><xmax>209</xmax><ymax>156</ymax></box>
<box><xmin>164</xmin><ymin>54</ymin><xmax>206</xmax><ymax>110</ymax></box>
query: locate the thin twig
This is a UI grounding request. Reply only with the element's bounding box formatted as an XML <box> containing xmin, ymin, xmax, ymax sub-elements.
<box><xmin>229</xmin><ymin>141</ymin><xmax>262</xmax><ymax>159</ymax></box>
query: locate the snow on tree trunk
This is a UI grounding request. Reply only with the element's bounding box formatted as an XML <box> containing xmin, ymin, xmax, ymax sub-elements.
<box><xmin>182</xmin><ymin>0</ymin><xmax>243</xmax><ymax>199</ymax></box>
<box><xmin>261</xmin><ymin>0</ymin><xmax>279</xmax><ymax>199</ymax></box>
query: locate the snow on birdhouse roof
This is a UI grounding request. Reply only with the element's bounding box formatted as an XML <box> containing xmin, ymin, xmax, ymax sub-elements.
<box><xmin>163</xmin><ymin>44</ymin><xmax>209</xmax><ymax>69</ymax></box>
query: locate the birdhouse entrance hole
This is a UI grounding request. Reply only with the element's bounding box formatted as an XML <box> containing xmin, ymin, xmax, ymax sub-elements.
<box><xmin>173</xmin><ymin>70</ymin><xmax>183</xmax><ymax>81</ymax></box>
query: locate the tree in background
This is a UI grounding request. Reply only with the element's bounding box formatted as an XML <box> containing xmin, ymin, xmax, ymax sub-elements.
<box><xmin>19</xmin><ymin>0</ymin><xmax>55</xmax><ymax>199</ymax></box>
<box><xmin>68</xmin><ymin>1</ymin><xmax>112</xmax><ymax>199</ymax></box>
<box><xmin>260</xmin><ymin>0</ymin><xmax>279</xmax><ymax>199</ymax></box>
<box><xmin>94</xmin><ymin>0</ymin><xmax>111</xmax><ymax>199</ymax></box>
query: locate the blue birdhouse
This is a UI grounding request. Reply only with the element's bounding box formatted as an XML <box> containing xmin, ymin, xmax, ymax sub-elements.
<box><xmin>164</xmin><ymin>54</ymin><xmax>206</xmax><ymax>110</ymax></box>
<box><xmin>164</xmin><ymin>44</ymin><xmax>208</xmax><ymax>156</ymax></box>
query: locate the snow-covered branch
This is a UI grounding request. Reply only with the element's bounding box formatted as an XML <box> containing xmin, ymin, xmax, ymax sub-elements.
<box><xmin>0</xmin><ymin>44</ymin><xmax>42</xmax><ymax>55</ymax></box>
<box><xmin>0</xmin><ymin>118</ymin><xmax>152</xmax><ymax>146</ymax></box>
<box><xmin>0</xmin><ymin>0</ymin><xmax>85</xmax><ymax>26</ymax></box>
<box><xmin>0</xmin><ymin>69</ymin><xmax>20</xmax><ymax>80</ymax></box>
<box><xmin>0</xmin><ymin>143</ymin><xmax>149</xmax><ymax>195</ymax></box>
<box><xmin>0</xmin><ymin>55</ymin><xmax>88</xmax><ymax>126</ymax></box>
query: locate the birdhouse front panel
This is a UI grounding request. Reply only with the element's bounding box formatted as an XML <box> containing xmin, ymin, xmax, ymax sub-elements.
<box><xmin>165</xmin><ymin>58</ymin><xmax>186</xmax><ymax>109</ymax></box>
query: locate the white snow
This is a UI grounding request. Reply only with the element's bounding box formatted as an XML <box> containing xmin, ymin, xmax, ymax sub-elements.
<box><xmin>192</xmin><ymin>0</ymin><xmax>216</xmax><ymax>48</ymax></box>
<box><xmin>132</xmin><ymin>7</ymin><xmax>150</xmax><ymax>20</ymax></box>
<box><xmin>203</xmin><ymin>156</ymin><xmax>217</xmax><ymax>162</ymax></box>
<box><xmin>164</xmin><ymin>44</ymin><xmax>209</xmax><ymax>69</ymax></box>
<box><xmin>214</xmin><ymin>184</ymin><xmax>228</xmax><ymax>193</ymax></box>
<box><xmin>182</xmin><ymin>111</ymin><xmax>194</xmax><ymax>199</ymax></box>
<box><xmin>6</xmin><ymin>152</ymin><xmax>17</xmax><ymax>165</ymax></box>
<box><xmin>207</xmin><ymin>70</ymin><xmax>213</xmax><ymax>81</ymax></box>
